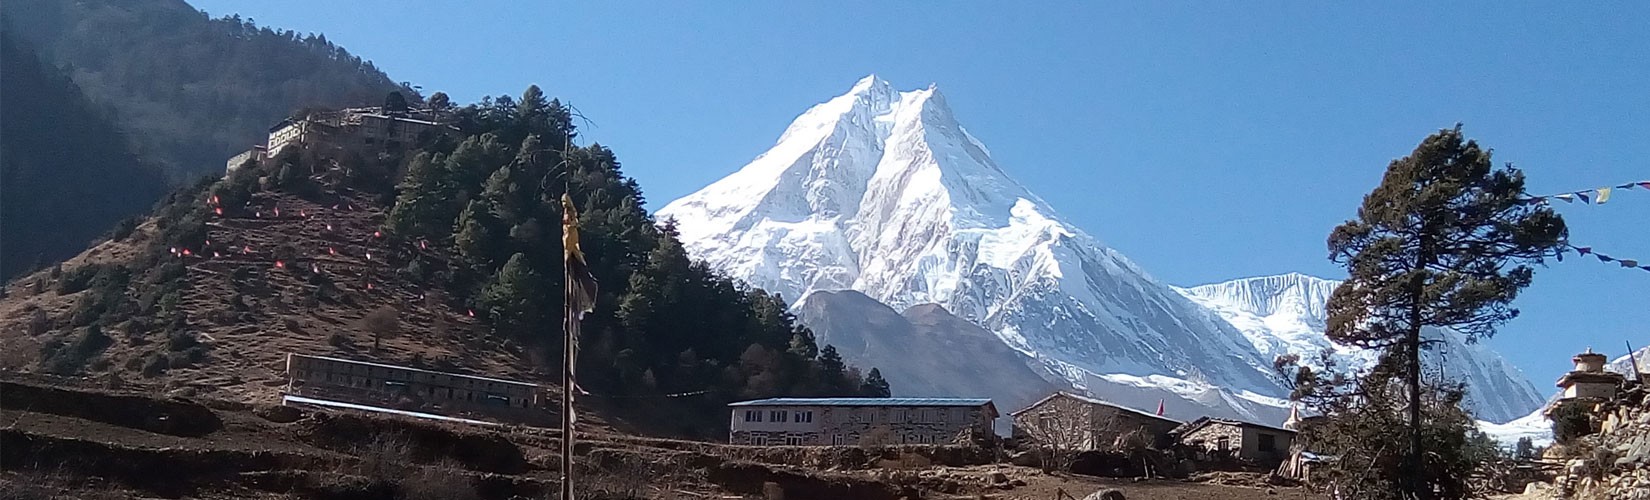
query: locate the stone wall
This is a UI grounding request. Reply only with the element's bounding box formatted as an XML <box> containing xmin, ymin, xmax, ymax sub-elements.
<box><xmin>1183</xmin><ymin>423</ymin><xmax>1243</xmax><ymax>456</ymax></box>
<box><xmin>1517</xmin><ymin>385</ymin><xmax>1649</xmax><ymax>499</ymax></box>
<box><xmin>1013</xmin><ymin>394</ymin><xmax>1098</xmax><ymax>449</ymax></box>
<box><xmin>1012</xmin><ymin>393</ymin><xmax>1179</xmax><ymax>451</ymax></box>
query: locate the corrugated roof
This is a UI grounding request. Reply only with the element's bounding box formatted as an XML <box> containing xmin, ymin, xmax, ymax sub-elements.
<box><xmin>1010</xmin><ymin>391</ymin><xmax>1182</xmax><ymax>424</ymax></box>
<box><xmin>727</xmin><ymin>397</ymin><xmax>992</xmax><ymax>407</ymax></box>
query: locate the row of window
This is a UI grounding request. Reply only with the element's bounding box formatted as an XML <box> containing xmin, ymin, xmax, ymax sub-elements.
<box><xmin>749</xmin><ymin>435</ymin><xmax>806</xmax><ymax>446</ymax></box>
<box><xmin>740</xmin><ymin>407</ymin><xmax>964</xmax><ymax>424</ymax></box>
<box><xmin>742</xmin><ymin>409</ymin><xmax>815</xmax><ymax>423</ymax></box>
<box><xmin>295</xmin><ymin>370</ymin><xmax>534</xmax><ymax>408</ymax></box>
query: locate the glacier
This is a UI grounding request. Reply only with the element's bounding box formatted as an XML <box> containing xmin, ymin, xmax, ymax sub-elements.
<box><xmin>657</xmin><ymin>75</ymin><xmax>1545</xmax><ymax>425</ymax></box>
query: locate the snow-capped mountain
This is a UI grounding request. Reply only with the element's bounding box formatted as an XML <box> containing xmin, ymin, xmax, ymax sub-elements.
<box><xmin>659</xmin><ymin>75</ymin><xmax>1292</xmax><ymax>423</ymax></box>
<box><xmin>1610</xmin><ymin>346</ymin><xmax>1649</xmax><ymax>376</ymax></box>
<box><xmin>657</xmin><ymin>75</ymin><xmax>1541</xmax><ymax>425</ymax></box>
<box><xmin>1175</xmin><ymin>273</ymin><xmax>1546</xmax><ymax>423</ymax></box>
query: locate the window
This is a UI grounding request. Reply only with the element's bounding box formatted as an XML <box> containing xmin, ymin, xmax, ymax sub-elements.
<box><xmin>796</xmin><ymin>411</ymin><xmax>814</xmax><ymax>423</ymax></box>
<box><xmin>891</xmin><ymin>408</ymin><xmax>905</xmax><ymax>423</ymax></box>
<box><xmin>770</xmin><ymin>410</ymin><xmax>789</xmax><ymax>423</ymax></box>
<box><xmin>832</xmin><ymin>434</ymin><xmax>847</xmax><ymax>445</ymax></box>
<box><xmin>752</xmin><ymin>435</ymin><xmax>767</xmax><ymax>446</ymax></box>
<box><xmin>744</xmin><ymin>410</ymin><xmax>762</xmax><ymax>422</ymax></box>
<box><xmin>1215</xmin><ymin>436</ymin><xmax>1230</xmax><ymax>452</ymax></box>
<box><xmin>785</xmin><ymin>436</ymin><xmax>802</xmax><ymax>446</ymax></box>
<box><xmin>1259</xmin><ymin>433</ymin><xmax>1277</xmax><ymax>452</ymax></box>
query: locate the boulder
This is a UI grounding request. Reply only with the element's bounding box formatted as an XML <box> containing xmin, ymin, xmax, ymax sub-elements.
<box><xmin>1083</xmin><ymin>488</ymin><xmax>1125</xmax><ymax>500</ymax></box>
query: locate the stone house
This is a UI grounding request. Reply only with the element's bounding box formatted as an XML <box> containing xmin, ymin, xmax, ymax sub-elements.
<box><xmin>1009</xmin><ymin>392</ymin><xmax>1182</xmax><ymax>450</ymax></box>
<box><xmin>726</xmin><ymin>398</ymin><xmax>997</xmax><ymax>446</ymax></box>
<box><xmin>285</xmin><ymin>353</ymin><xmax>549</xmax><ymax>424</ymax></box>
<box><xmin>1172</xmin><ymin>417</ymin><xmax>1295</xmax><ymax>464</ymax></box>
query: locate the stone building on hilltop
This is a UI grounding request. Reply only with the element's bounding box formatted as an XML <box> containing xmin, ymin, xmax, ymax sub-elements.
<box><xmin>228</xmin><ymin>103</ymin><xmax>456</xmax><ymax>171</ymax></box>
<box><xmin>726</xmin><ymin>397</ymin><xmax>997</xmax><ymax>446</ymax></box>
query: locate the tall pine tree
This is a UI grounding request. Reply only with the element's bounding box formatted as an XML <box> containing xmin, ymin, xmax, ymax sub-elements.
<box><xmin>1325</xmin><ymin>125</ymin><xmax>1565</xmax><ymax>499</ymax></box>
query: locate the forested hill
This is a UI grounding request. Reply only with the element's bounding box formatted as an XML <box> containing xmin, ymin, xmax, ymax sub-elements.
<box><xmin>0</xmin><ymin>31</ymin><xmax>169</xmax><ymax>280</ymax></box>
<box><xmin>0</xmin><ymin>84</ymin><xmax>889</xmax><ymax>439</ymax></box>
<box><xmin>0</xmin><ymin>0</ymin><xmax>410</xmax><ymax>179</ymax></box>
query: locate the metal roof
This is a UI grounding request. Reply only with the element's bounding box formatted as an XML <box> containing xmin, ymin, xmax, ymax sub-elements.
<box><xmin>727</xmin><ymin>397</ymin><xmax>992</xmax><ymax>408</ymax></box>
<box><xmin>1010</xmin><ymin>391</ymin><xmax>1182</xmax><ymax>424</ymax></box>
<box><xmin>1171</xmin><ymin>416</ymin><xmax>1297</xmax><ymax>436</ymax></box>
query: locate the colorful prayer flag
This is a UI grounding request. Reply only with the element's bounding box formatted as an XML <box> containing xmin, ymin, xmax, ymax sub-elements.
<box><xmin>1555</xmin><ymin>193</ymin><xmax>1575</xmax><ymax>202</ymax></box>
<box><xmin>1597</xmin><ymin>188</ymin><xmax>1612</xmax><ymax>204</ymax></box>
<box><xmin>1622</xmin><ymin>259</ymin><xmax>1640</xmax><ymax>268</ymax></box>
<box><xmin>1577</xmin><ymin>192</ymin><xmax>1592</xmax><ymax>204</ymax></box>
<box><xmin>1599</xmin><ymin>254</ymin><xmax>1615</xmax><ymax>262</ymax></box>
<box><xmin>1576</xmin><ymin>247</ymin><xmax>1592</xmax><ymax>255</ymax></box>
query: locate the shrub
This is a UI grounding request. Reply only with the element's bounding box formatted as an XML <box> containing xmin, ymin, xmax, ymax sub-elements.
<box><xmin>1550</xmin><ymin>400</ymin><xmax>1595</xmax><ymax>444</ymax></box>
<box><xmin>168</xmin><ymin>331</ymin><xmax>200</xmax><ymax>351</ymax></box>
<box><xmin>141</xmin><ymin>353</ymin><xmax>169</xmax><ymax>377</ymax></box>
<box><xmin>40</xmin><ymin>325</ymin><xmax>113</xmax><ymax>374</ymax></box>
<box><xmin>107</xmin><ymin>216</ymin><xmax>142</xmax><ymax>241</ymax></box>
<box><xmin>58</xmin><ymin>265</ymin><xmax>103</xmax><ymax>294</ymax></box>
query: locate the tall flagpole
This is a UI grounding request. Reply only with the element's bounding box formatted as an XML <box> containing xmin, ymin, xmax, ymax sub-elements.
<box><xmin>560</xmin><ymin>134</ymin><xmax>577</xmax><ymax>500</ymax></box>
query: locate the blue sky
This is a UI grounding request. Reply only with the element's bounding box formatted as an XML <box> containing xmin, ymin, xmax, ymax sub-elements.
<box><xmin>194</xmin><ymin>1</ymin><xmax>1646</xmax><ymax>396</ymax></box>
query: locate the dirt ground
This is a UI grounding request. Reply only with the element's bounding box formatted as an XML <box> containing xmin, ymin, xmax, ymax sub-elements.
<box><xmin>0</xmin><ymin>377</ymin><xmax>1328</xmax><ymax>500</ymax></box>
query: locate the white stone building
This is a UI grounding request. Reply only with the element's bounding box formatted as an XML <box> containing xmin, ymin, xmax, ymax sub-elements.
<box><xmin>727</xmin><ymin>398</ymin><xmax>997</xmax><ymax>446</ymax></box>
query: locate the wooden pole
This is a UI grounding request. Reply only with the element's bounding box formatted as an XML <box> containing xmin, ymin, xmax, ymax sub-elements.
<box><xmin>562</xmin><ymin>274</ymin><xmax>576</xmax><ymax>499</ymax></box>
<box><xmin>561</xmin><ymin>135</ymin><xmax>578</xmax><ymax>500</ymax></box>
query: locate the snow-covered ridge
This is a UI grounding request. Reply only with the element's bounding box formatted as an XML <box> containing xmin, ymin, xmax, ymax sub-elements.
<box><xmin>1176</xmin><ymin>273</ymin><xmax>1546</xmax><ymax>422</ymax></box>
<box><xmin>657</xmin><ymin>75</ymin><xmax>1542</xmax><ymax>425</ymax></box>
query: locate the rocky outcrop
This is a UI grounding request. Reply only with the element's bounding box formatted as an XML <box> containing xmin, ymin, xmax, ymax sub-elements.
<box><xmin>1517</xmin><ymin>386</ymin><xmax>1650</xmax><ymax>499</ymax></box>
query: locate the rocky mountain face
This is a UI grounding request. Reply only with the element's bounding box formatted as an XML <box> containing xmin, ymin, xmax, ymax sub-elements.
<box><xmin>790</xmin><ymin>290</ymin><xmax>1057</xmax><ymax>418</ymax></box>
<box><xmin>1176</xmin><ymin>273</ymin><xmax>1546</xmax><ymax>423</ymax></box>
<box><xmin>658</xmin><ymin>75</ymin><xmax>1543</xmax><ymax>424</ymax></box>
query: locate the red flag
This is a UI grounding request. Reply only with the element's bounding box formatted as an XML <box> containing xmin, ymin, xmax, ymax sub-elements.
<box><xmin>366</xmin><ymin>283</ymin><xmax>374</xmax><ymax>290</ymax></box>
<box><xmin>325</xmin><ymin>223</ymin><xmax>333</xmax><ymax>231</ymax></box>
<box><xmin>242</xmin><ymin>245</ymin><xmax>252</xmax><ymax>254</ymax></box>
<box><xmin>373</xmin><ymin>231</ymin><xmax>382</xmax><ymax>238</ymax></box>
<box><xmin>182</xmin><ymin>249</ymin><xmax>192</xmax><ymax>256</ymax></box>
<box><xmin>467</xmin><ymin>309</ymin><xmax>475</xmax><ymax>317</ymax></box>
<box><xmin>210</xmin><ymin>195</ymin><xmax>219</xmax><ymax>205</ymax></box>
<box><xmin>214</xmin><ymin>207</ymin><xmax>223</xmax><ymax>216</ymax></box>
<box><xmin>274</xmin><ymin>207</ymin><xmax>280</xmax><ymax>217</ymax></box>
<box><xmin>275</xmin><ymin>260</ymin><xmax>285</xmax><ymax>269</ymax></box>
<box><xmin>328</xmin><ymin>247</ymin><xmax>336</xmax><ymax>255</ymax></box>
<box><xmin>1156</xmin><ymin>399</ymin><xmax>1165</xmax><ymax>416</ymax></box>
<box><xmin>419</xmin><ymin>240</ymin><xmax>427</xmax><ymax>250</ymax></box>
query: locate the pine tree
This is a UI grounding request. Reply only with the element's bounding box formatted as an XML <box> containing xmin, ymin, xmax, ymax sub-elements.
<box><xmin>478</xmin><ymin>253</ymin><xmax>543</xmax><ymax>338</ymax></box>
<box><xmin>1325</xmin><ymin>125</ymin><xmax>1566</xmax><ymax>499</ymax></box>
<box><xmin>861</xmin><ymin>368</ymin><xmax>891</xmax><ymax>397</ymax></box>
<box><xmin>384</xmin><ymin>152</ymin><xmax>449</xmax><ymax>238</ymax></box>
<box><xmin>819</xmin><ymin>345</ymin><xmax>846</xmax><ymax>391</ymax></box>
<box><xmin>454</xmin><ymin>199</ymin><xmax>502</xmax><ymax>273</ymax></box>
